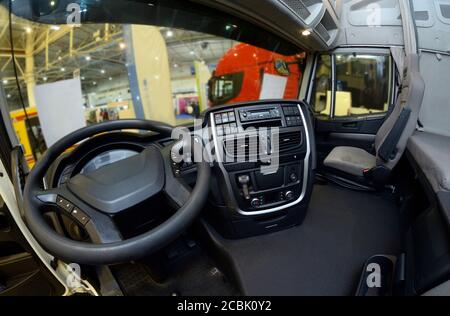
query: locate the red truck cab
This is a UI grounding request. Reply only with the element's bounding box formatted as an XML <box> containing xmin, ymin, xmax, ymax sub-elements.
<box><xmin>208</xmin><ymin>43</ymin><xmax>304</xmax><ymax>106</ymax></box>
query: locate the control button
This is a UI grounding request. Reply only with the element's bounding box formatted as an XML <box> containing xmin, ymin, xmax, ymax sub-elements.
<box><xmin>230</xmin><ymin>123</ymin><xmax>238</xmax><ymax>134</ymax></box>
<box><xmin>72</xmin><ymin>208</ymin><xmax>90</xmax><ymax>226</ymax></box>
<box><xmin>293</xmin><ymin>107</ymin><xmax>300</xmax><ymax>115</ymax></box>
<box><xmin>56</xmin><ymin>196</ymin><xmax>74</xmax><ymax>214</ymax></box>
<box><xmin>221</xmin><ymin>113</ymin><xmax>229</xmax><ymax>123</ymax></box>
<box><xmin>251</xmin><ymin>198</ymin><xmax>261</xmax><ymax>208</ymax></box>
<box><xmin>285</xmin><ymin>191</ymin><xmax>294</xmax><ymax>200</ymax></box>
<box><xmin>286</xmin><ymin>117</ymin><xmax>294</xmax><ymax>127</ymax></box>
<box><xmin>215</xmin><ymin>114</ymin><xmax>222</xmax><ymax>125</ymax></box>
<box><xmin>223</xmin><ymin>124</ymin><xmax>231</xmax><ymax>135</ymax></box>
<box><xmin>289</xmin><ymin>173</ymin><xmax>298</xmax><ymax>183</ymax></box>
<box><xmin>228</xmin><ymin>112</ymin><xmax>236</xmax><ymax>122</ymax></box>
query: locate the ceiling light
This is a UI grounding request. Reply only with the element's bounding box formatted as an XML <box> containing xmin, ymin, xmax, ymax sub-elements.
<box><xmin>166</xmin><ymin>30</ymin><xmax>174</xmax><ymax>37</ymax></box>
<box><xmin>60</xmin><ymin>67</ymin><xmax>65</xmax><ymax>72</ymax></box>
<box><xmin>155</xmin><ymin>56</ymin><xmax>159</xmax><ymax>61</ymax></box>
<box><xmin>25</xmin><ymin>27</ymin><xmax>32</xmax><ymax>33</ymax></box>
<box><xmin>190</xmin><ymin>51</ymin><xmax>195</xmax><ymax>55</ymax></box>
<box><xmin>101</xmin><ymin>69</ymin><xmax>105</xmax><ymax>74</ymax></box>
<box><xmin>302</xmin><ymin>29</ymin><xmax>311</xmax><ymax>36</ymax></box>
<box><xmin>51</xmin><ymin>25</ymin><xmax>61</xmax><ymax>31</ymax></box>
<box><xmin>50</xmin><ymin>0</ymin><xmax>56</xmax><ymax>6</ymax></box>
<box><xmin>85</xmin><ymin>56</ymin><xmax>91</xmax><ymax>61</ymax></box>
<box><xmin>43</xmin><ymin>77</ymin><xmax>48</xmax><ymax>81</ymax></box>
<box><xmin>81</xmin><ymin>76</ymin><xmax>85</xmax><ymax>80</ymax></box>
<box><xmin>58</xmin><ymin>56</ymin><xmax>62</xmax><ymax>61</ymax></box>
<box><xmin>109</xmin><ymin>77</ymin><xmax>113</xmax><ymax>81</ymax></box>
<box><xmin>119</xmin><ymin>42</ymin><xmax>126</xmax><ymax>50</ymax></box>
<box><xmin>93</xmin><ymin>81</ymin><xmax>97</xmax><ymax>85</ymax></box>
<box><xmin>173</xmin><ymin>64</ymin><xmax>179</xmax><ymax>68</ymax></box>
<box><xmin>7</xmin><ymin>94</ymin><xmax>11</xmax><ymax>98</ymax></box>
<box><xmin>2</xmin><ymin>79</ymin><xmax>8</xmax><ymax>84</ymax></box>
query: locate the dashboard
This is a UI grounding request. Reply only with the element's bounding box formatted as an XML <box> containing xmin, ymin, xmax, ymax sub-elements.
<box><xmin>203</xmin><ymin>100</ymin><xmax>315</xmax><ymax>239</ymax></box>
<box><xmin>50</xmin><ymin>132</ymin><xmax>165</xmax><ymax>187</ymax></box>
<box><xmin>50</xmin><ymin>100</ymin><xmax>315</xmax><ymax>240</ymax></box>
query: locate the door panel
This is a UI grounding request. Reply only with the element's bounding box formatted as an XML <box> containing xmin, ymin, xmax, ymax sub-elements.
<box><xmin>315</xmin><ymin>115</ymin><xmax>387</xmax><ymax>166</ymax></box>
<box><xmin>0</xmin><ymin>149</ymin><xmax>64</xmax><ymax>296</ymax></box>
<box><xmin>0</xmin><ymin>196</ymin><xmax>64</xmax><ymax>296</ymax></box>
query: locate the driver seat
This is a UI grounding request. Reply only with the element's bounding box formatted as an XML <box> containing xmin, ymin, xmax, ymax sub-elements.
<box><xmin>323</xmin><ymin>54</ymin><xmax>425</xmax><ymax>184</ymax></box>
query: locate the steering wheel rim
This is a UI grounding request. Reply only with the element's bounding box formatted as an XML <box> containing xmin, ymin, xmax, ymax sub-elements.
<box><xmin>23</xmin><ymin>120</ymin><xmax>211</xmax><ymax>265</ymax></box>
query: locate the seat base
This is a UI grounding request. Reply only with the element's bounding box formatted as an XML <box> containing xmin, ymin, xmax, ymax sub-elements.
<box><xmin>324</xmin><ymin>146</ymin><xmax>377</xmax><ymax>177</ymax></box>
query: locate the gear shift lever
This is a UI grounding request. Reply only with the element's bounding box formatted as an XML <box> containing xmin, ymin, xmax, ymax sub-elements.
<box><xmin>238</xmin><ymin>175</ymin><xmax>251</xmax><ymax>200</ymax></box>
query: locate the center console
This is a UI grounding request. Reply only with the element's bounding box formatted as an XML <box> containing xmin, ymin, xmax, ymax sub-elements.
<box><xmin>205</xmin><ymin>100</ymin><xmax>315</xmax><ymax>239</ymax></box>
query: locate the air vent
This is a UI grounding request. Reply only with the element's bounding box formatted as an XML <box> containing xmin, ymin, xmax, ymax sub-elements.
<box><xmin>223</xmin><ymin>135</ymin><xmax>260</xmax><ymax>159</ymax></box>
<box><xmin>315</xmin><ymin>23</ymin><xmax>331</xmax><ymax>42</ymax></box>
<box><xmin>414</xmin><ymin>11</ymin><xmax>429</xmax><ymax>21</ymax></box>
<box><xmin>440</xmin><ymin>4</ymin><xmax>450</xmax><ymax>19</ymax></box>
<box><xmin>277</xmin><ymin>132</ymin><xmax>303</xmax><ymax>152</ymax></box>
<box><xmin>223</xmin><ymin>131</ymin><xmax>303</xmax><ymax>159</ymax></box>
<box><xmin>279</xmin><ymin>0</ymin><xmax>311</xmax><ymax>20</ymax></box>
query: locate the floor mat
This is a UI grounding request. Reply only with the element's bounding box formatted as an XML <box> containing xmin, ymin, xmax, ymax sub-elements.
<box><xmin>111</xmin><ymin>246</ymin><xmax>239</xmax><ymax>296</ymax></box>
<box><xmin>206</xmin><ymin>184</ymin><xmax>402</xmax><ymax>296</ymax></box>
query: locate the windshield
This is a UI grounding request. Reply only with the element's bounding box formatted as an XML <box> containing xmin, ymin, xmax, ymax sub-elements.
<box><xmin>0</xmin><ymin>0</ymin><xmax>305</xmax><ymax>168</ymax></box>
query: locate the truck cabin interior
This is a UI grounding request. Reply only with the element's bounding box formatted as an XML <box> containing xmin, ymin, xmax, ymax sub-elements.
<box><xmin>0</xmin><ymin>0</ymin><xmax>449</xmax><ymax>297</ymax></box>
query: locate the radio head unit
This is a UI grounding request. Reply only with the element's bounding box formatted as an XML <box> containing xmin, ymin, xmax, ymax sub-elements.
<box><xmin>239</xmin><ymin>107</ymin><xmax>282</xmax><ymax>122</ymax></box>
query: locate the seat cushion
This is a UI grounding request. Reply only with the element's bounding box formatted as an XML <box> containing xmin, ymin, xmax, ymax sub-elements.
<box><xmin>407</xmin><ymin>131</ymin><xmax>450</xmax><ymax>193</ymax></box>
<box><xmin>324</xmin><ymin>147</ymin><xmax>377</xmax><ymax>177</ymax></box>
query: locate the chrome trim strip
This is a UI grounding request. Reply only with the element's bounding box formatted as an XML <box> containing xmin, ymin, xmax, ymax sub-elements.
<box><xmin>210</xmin><ymin>103</ymin><xmax>311</xmax><ymax>216</ymax></box>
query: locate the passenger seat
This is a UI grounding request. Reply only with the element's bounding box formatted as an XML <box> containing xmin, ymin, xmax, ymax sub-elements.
<box><xmin>324</xmin><ymin>54</ymin><xmax>425</xmax><ymax>184</ymax></box>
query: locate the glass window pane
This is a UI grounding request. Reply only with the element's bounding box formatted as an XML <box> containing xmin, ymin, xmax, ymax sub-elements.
<box><xmin>0</xmin><ymin>3</ymin><xmax>305</xmax><ymax>169</ymax></box>
<box><xmin>310</xmin><ymin>55</ymin><xmax>332</xmax><ymax>117</ymax></box>
<box><xmin>335</xmin><ymin>53</ymin><xmax>390</xmax><ymax>117</ymax></box>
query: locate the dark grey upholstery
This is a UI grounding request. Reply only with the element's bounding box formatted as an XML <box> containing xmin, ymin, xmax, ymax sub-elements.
<box><xmin>324</xmin><ymin>54</ymin><xmax>425</xmax><ymax>179</ymax></box>
<box><xmin>408</xmin><ymin>131</ymin><xmax>450</xmax><ymax>193</ymax></box>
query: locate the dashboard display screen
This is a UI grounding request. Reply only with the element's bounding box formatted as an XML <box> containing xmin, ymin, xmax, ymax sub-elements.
<box><xmin>81</xmin><ymin>150</ymin><xmax>139</xmax><ymax>174</ymax></box>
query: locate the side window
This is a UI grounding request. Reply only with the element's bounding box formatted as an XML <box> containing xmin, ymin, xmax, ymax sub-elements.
<box><xmin>310</xmin><ymin>55</ymin><xmax>332</xmax><ymax>117</ymax></box>
<box><xmin>310</xmin><ymin>52</ymin><xmax>392</xmax><ymax>119</ymax></box>
<box><xmin>335</xmin><ymin>54</ymin><xmax>391</xmax><ymax>117</ymax></box>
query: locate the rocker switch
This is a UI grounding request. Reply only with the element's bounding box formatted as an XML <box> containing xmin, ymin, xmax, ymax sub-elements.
<box><xmin>238</xmin><ymin>175</ymin><xmax>251</xmax><ymax>200</ymax></box>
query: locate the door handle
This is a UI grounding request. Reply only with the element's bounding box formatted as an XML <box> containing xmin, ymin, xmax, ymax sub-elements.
<box><xmin>342</xmin><ymin>122</ymin><xmax>358</xmax><ymax>128</ymax></box>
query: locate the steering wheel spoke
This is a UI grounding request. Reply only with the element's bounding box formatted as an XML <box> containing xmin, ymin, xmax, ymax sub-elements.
<box><xmin>160</xmin><ymin>145</ymin><xmax>192</xmax><ymax>208</ymax></box>
<box><xmin>35</xmin><ymin>186</ymin><xmax>123</xmax><ymax>244</ymax></box>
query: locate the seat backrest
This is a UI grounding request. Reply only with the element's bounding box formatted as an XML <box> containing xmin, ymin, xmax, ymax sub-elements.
<box><xmin>374</xmin><ymin>54</ymin><xmax>425</xmax><ymax>170</ymax></box>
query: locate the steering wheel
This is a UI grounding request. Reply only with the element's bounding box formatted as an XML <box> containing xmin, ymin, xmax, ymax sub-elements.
<box><xmin>23</xmin><ymin>120</ymin><xmax>210</xmax><ymax>265</ymax></box>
